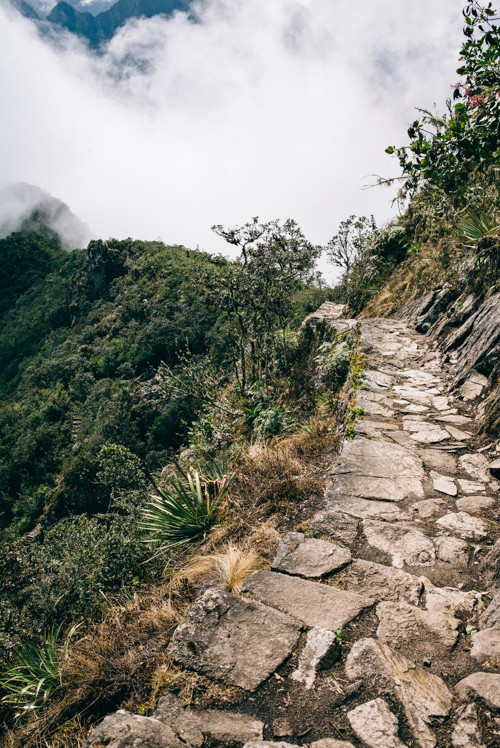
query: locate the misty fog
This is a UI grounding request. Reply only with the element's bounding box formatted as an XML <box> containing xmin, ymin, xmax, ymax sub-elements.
<box><xmin>0</xmin><ymin>0</ymin><xmax>464</xmax><ymax>278</ymax></box>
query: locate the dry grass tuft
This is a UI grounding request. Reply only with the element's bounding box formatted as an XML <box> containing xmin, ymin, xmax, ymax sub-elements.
<box><xmin>230</xmin><ymin>440</ymin><xmax>324</xmax><ymax>519</ymax></box>
<box><xmin>171</xmin><ymin>543</ymin><xmax>264</xmax><ymax>593</ymax></box>
<box><xmin>247</xmin><ymin>521</ymin><xmax>282</xmax><ymax>561</ymax></box>
<box><xmin>0</xmin><ymin>717</ymin><xmax>89</xmax><ymax>748</ymax></box>
<box><xmin>62</xmin><ymin>589</ymin><xmax>182</xmax><ymax>707</ymax></box>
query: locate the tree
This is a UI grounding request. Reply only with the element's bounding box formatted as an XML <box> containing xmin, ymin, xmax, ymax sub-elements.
<box><xmin>211</xmin><ymin>218</ymin><xmax>321</xmax><ymax>391</ymax></box>
<box><xmin>325</xmin><ymin>215</ymin><xmax>377</xmax><ymax>273</ymax></box>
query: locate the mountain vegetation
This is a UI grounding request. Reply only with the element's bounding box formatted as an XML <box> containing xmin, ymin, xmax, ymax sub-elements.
<box><xmin>328</xmin><ymin>0</ymin><xmax>499</xmax><ymax>318</ymax></box>
<box><xmin>0</xmin><ymin>214</ymin><xmax>337</xmax><ymax>667</ymax></box>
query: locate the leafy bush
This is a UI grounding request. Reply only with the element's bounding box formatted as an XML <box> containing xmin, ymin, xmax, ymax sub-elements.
<box><xmin>386</xmin><ymin>1</ymin><xmax>500</xmax><ymax>204</ymax></box>
<box><xmin>314</xmin><ymin>340</ymin><xmax>351</xmax><ymax>390</ymax></box>
<box><xmin>0</xmin><ymin>505</ymin><xmax>149</xmax><ymax>656</ymax></box>
<box><xmin>253</xmin><ymin>406</ymin><xmax>294</xmax><ymax>439</ymax></box>
<box><xmin>460</xmin><ymin>208</ymin><xmax>500</xmax><ymax>281</ymax></box>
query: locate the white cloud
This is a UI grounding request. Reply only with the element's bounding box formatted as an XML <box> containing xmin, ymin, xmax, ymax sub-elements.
<box><xmin>0</xmin><ymin>0</ymin><xmax>464</xmax><ymax>280</ymax></box>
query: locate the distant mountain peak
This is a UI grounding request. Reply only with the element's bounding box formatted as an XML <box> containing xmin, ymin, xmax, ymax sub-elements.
<box><xmin>0</xmin><ymin>183</ymin><xmax>90</xmax><ymax>250</ymax></box>
<box><xmin>10</xmin><ymin>0</ymin><xmax>191</xmax><ymax>47</ymax></box>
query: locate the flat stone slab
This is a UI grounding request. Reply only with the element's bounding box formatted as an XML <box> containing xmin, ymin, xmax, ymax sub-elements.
<box><xmin>436</xmin><ymin>512</ymin><xmax>488</xmax><ymax>540</ymax></box>
<box><xmin>85</xmin><ymin>711</ymin><xmax>185</xmax><ymax>748</ymax></box>
<box><xmin>309</xmin><ymin>510</ymin><xmax>359</xmax><ymax>546</ymax></box>
<box><xmin>431</xmin><ymin>472</ymin><xmax>457</xmax><ymax>496</ymax></box>
<box><xmin>363</xmin><ymin>370</ymin><xmax>392</xmax><ymax>389</ymax></box>
<box><xmin>455</xmin><ymin>672</ymin><xmax>500</xmax><ymax>710</ymax></box>
<box><xmin>437</xmin><ymin>415</ymin><xmax>473</xmax><ymax>426</ymax></box>
<box><xmin>153</xmin><ymin>694</ymin><xmax>264</xmax><ymax>746</ymax></box>
<box><xmin>310</xmin><ymin>742</ymin><xmax>356</xmax><ymax>748</ymax></box>
<box><xmin>346</xmin><ymin>638</ymin><xmax>453</xmax><ymax>748</ymax></box>
<box><xmin>403</xmin><ymin>421</ymin><xmax>450</xmax><ymax>444</ymax></box>
<box><xmin>341</xmin><ymin>558</ymin><xmax>423</xmax><ymax>606</ymax></box>
<box><xmin>411</xmin><ymin>499</ymin><xmax>446</xmax><ymax>519</ymax></box>
<box><xmin>355</xmin><ymin>420</ymin><xmax>398</xmax><ymax>438</ymax></box>
<box><xmin>325</xmin><ymin>494</ymin><xmax>411</xmax><ymax>521</ymax></box>
<box><xmin>244</xmin><ymin>743</ymin><xmax>298</xmax><ymax>748</ymax></box>
<box><xmin>347</xmin><ymin>698</ymin><xmax>408</xmax><ymax>748</ymax></box>
<box><xmin>402</xmin><ymin>404</ymin><xmax>429</xmax><ymax>414</ymax></box>
<box><xmin>242</xmin><ymin>571</ymin><xmax>371</xmax><ymax>632</ymax></box>
<box><xmin>363</xmin><ymin>520</ymin><xmax>436</xmax><ymax>568</ymax></box>
<box><xmin>480</xmin><ymin>590</ymin><xmax>500</xmax><ymax>629</ymax></box>
<box><xmin>423</xmin><ymin>583</ymin><xmax>482</xmax><ymax>617</ymax></box>
<box><xmin>328</xmin><ymin>437</ymin><xmax>424</xmax><ymax>503</ymax></box>
<box><xmin>401</xmin><ymin>369</ymin><xmax>441</xmax><ymax>385</ymax></box>
<box><xmin>394</xmin><ymin>386</ymin><xmax>440</xmax><ymax>404</ymax></box>
<box><xmin>290</xmin><ymin>627</ymin><xmax>339</xmax><ymax>688</ymax></box>
<box><xmin>271</xmin><ymin>533</ymin><xmax>351</xmax><ymax>578</ymax></box>
<box><xmin>431</xmin><ymin>396</ymin><xmax>450</xmax><ymax>411</ymax></box>
<box><xmin>456</xmin><ymin>495</ymin><xmax>495</xmax><ymax>513</ymax></box>
<box><xmin>419</xmin><ymin>450</ymin><xmax>458</xmax><ymax>473</ymax></box>
<box><xmin>470</xmin><ymin>628</ymin><xmax>500</xmax><ymax>668</ymax></box>
<box><xmin>376</xmin><ymin>601</ymin><xmax>460</xmax><ymax>657</ymax></box>
<box><xmin>460</xmin><ymin>378</ymin><xmax>486</xmax><ymax>401</ymax></box>
<box><xmin>458</xmin><ymin>478</ymin><xmax>486</xmax><ymax>493</ymax></box>
<box><xmin>459</xmin><ymin>454</ymin><xmax>491</xmax><ymax>482</ymax></box>
<box><xmin>445</xmin><ymin>425</ymin><xmax>472</xmax><ymax>441</ymax></box>
<box><xmin>490</xmin><ymin>458</ymin><xmax>500</xmax><ymax>478</ymax></box>
<box><xmin>167</xmin><ymin>588</ymin><xmax>302</xmax><ymax>691</ymax></box>
<box><xmin>355</xmin><ymin>395</ymin><xmax>394</xmax><ymax>417</ymax></box>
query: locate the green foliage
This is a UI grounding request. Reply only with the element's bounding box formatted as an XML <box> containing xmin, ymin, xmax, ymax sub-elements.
<box><xmin>96</xmin><ymin>442</ymin><xmax>147</xmax><ymax>495</ymax></box>
<box><xmin>0</xmin><ymin>624</ymin><xmax>81</xmax><ymax>714</ymax></box>
<box><xmin>314</xmin><ymin>340</ymin><xmax>351</xmax><ymax>390</ymax></box>
<box><xmin>0</xmin><ymin>500</ymin><xmax>150</xmax><ymax>656</ymax></box>
<box><xmin>326</xmin><ymin>215</ymin><xmax>377</xmax><ymax>273</ymax></box>
<box><xmin>252</xmin><ymin>406</ymin><xmax>294</xmax><ymax>439</ymax></box>
<box><xmin>0</xmin><ymin>230</ymin><xmax>66</xmax><ymax>319</ymax></box>
<box><xmin>386</xmin><ymin>1</ymin><xmax>500</xmax><ymax>203</ymax></box>
<box><xmin>346</xmin><ymin>347</ymin><xmax>366</xmax><ymax>440</ymax></box>
<box><xmin>327</xmin><ymin>219</ymin><xmax>408</xmax><ymax>313</ymax></box>
<box><xmin>211</xmin><ymin>217</ymin><xmax>321</xmax><ymax>391</ymax></box>
<box><xmin>140</xmin><ymin>469</ymin><xmax>232</xmax><ymax>550</ymax></box>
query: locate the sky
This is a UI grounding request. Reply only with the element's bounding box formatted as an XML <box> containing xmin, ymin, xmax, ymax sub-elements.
<box><xmin>0</xmin><ymin>0</ymin><xmax>466</xmax><ymax>280</ymax></box>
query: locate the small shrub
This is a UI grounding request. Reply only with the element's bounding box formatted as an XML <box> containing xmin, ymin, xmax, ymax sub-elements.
<box><xmin>253</xmin><ymin>406</ymin><xmax>294</xmax><ymax>439</ymax></box>
<box><xmin>140</xmin><ymin>470</ymin><xmax>232</xmax><ymax>551</ymax></box>
<box><xmin>314</xmin><ymin>340</ymin><xmax>350</xmax><ymax>390</ymax></box>
<box><xmin>0</xmin><ymin>624</ymin><xmax>82</xmax><ymax>714</ymax></box>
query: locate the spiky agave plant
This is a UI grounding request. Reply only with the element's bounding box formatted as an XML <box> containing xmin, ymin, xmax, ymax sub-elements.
<box><xmin>140</xmin><ymin>469</ymin><xmax>232</xmax><ymax>551</ymax></box>
<box><xmin>0</xmin><ymin>623</ymin><xmax>82</xmax><ymax>715</ymax></box>
<box><xmin>460</xmin><ymin>209</ymin><xmax>500</xmax><ymax>282</ymax></box>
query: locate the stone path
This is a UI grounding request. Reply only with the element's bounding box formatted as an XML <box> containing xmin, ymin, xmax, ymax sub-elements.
<box><xmin>86</xmin><ymin>313</ymin><xmax>500</xmax><ymax>748</ymax></box>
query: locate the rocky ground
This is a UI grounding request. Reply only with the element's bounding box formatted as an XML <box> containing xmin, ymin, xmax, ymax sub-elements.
<box><xmin>85</xmin><ymin>307</ymin><xmax>500</xmax><ymax>748</ymax></box>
